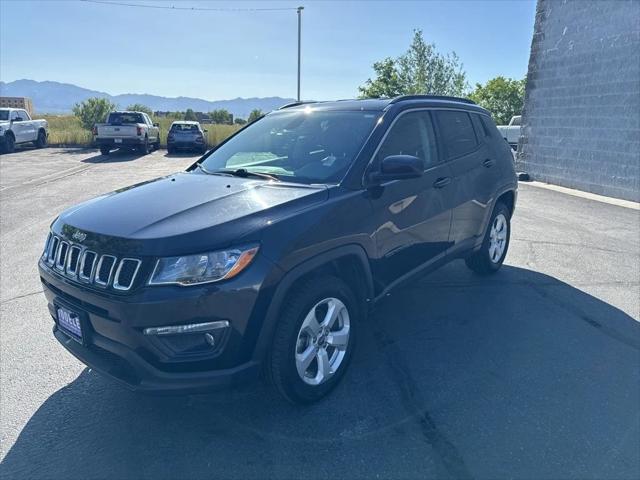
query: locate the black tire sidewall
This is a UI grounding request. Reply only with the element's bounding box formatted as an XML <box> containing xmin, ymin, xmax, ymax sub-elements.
<box><xmin>483</xmin><ymin>203</ymin><xmax>511</xmax><ymax>271</ymax></box>
<box><xmin>270</xmin><ymin>276</ymin><xmax>358</xmax><ymax>403</ymax></box>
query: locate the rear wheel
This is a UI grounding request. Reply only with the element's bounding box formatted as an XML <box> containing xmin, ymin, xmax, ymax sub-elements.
<box><xmin>465</xmin><ymin>202</ymin><xmax>511</xmax><ymax>274</ymax></box>
<box><xmin>267</xmin><ymin>275</ymin><xmax>358</xmax><ymax>404</ymax></box>
<box><xmin>138</xmin><ymin>137</ymin><xmax>150</xmax><ymax>155</ymax></box>
<box><xmin>34</xmin><ymin>130</ymin><xmax>47</xmax><ymax>148</ymax></box>
<box><xmin>100</xmin><ymin>145</ymin><xmax>110</xmax><ymax>155</ymax></box>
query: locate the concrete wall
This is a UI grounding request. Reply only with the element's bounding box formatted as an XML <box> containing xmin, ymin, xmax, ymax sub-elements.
<box><xmin>518</xmin><ymin>0</ymin><xmax>640</xmax><ymax>202</ymax></box>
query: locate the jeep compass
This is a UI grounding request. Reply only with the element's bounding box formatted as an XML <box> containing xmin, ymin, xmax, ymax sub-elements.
<box><xmin>39</xmin><ymin>95</ymin><xmax>517</xmax><ymax>404</ymax></box>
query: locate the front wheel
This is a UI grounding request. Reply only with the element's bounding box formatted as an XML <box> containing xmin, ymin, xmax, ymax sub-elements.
<box><xmin>1</xmin><ymin>134</ymin><xmax>15</xmax><ymax>154</ymax></box>
<box><xmin>267</xmin><ymin>275</ymin><xmax>358</xmax><ymax>404</ymax></box>
<box><xmin>100</xmin><ymin>145</ymin><xmax>110</xmax><ymax>155</ymax></box>
<box><xmin>465</xmin><ymin>202</ymin><xmax>511</xmax><ymax>274</ymax></box>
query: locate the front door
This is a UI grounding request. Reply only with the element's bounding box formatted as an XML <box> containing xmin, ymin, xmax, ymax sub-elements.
<box><xmin>368</xmin><ymin>110</ymin><xmax>454</xmax><ymax>288</ymax></box>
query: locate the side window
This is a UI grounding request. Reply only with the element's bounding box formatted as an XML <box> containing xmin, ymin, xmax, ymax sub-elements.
<box><xmin>376</xmin><ymin>111</ymin><xmax>439</xmax><ymax>170</ymax></box>
<box><xmin>480</xmin><ymin>115</ymin><xmax>503</xmax><ymax>139</ymax></box>
<box><xmin>471</xmin><ymin>113</ymin><xmax>491</xmax><ymax>140</ymax></box>
<box><xmin>435</xmin><ymin>110</ymin><xmax>478</xmax><ymax>159</ymax></box>
<box><xmin>21</xmin><ymin>110</ymin><xmax>32</xmax><ymax>121</ymax></box>
<box><xmin>11</xmin><ymin>111</ymin><xmax>21</xmax><ymax>121</ymax></box>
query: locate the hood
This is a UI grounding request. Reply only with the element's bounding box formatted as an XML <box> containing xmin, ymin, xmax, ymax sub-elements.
<box><xmin>53</xmin><ymin>171</ymin><xmax>328</xmax><ymax>256</ymax></box>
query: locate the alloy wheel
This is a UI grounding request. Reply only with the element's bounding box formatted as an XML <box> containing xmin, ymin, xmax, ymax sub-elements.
<box><xmin>294</xmin><ymin>297</ymin><xmax>350</xmax><ymax>386</ymax></box>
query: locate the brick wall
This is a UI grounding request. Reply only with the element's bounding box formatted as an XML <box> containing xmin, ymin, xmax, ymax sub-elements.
<box><xmin>518</xmin><ymin>0</ymin><xmax>640</xmax><ymax>202</ymax></box>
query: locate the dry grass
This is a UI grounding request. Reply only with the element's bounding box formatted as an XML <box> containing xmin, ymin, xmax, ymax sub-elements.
<box><xmin>38</xmin><ymin>114</ymin><xmax>241</xmax><ymax>148</ymax></box>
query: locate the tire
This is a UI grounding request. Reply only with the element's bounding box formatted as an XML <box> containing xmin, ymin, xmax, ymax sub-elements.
<box><xmin>465</xmin><ymin>202</ymin><xmax>511</xmax><ymax>275</ymax></box>
<box><xmin>1</xmin><ymin>133</ymin><xmax>15</xmax><ymax>154</ymax></box>
<box><xmin>138</xmin><ymin>137</ymin><xmax>150</xmax><ymax>155</ymax></box>
<box><xmin>100</xmin><ymin>146</ymin><xmax>110</xmax><ymax>156</ymax></box>
<box><xmin>34</xmin><ymin>130</ymin><xmax>47</xmax><ymax>148</ymax></box>
<box><xmin>267</xmin><ymin>275</ymin><xmax>358</xmax><ymax>404</ymax></box>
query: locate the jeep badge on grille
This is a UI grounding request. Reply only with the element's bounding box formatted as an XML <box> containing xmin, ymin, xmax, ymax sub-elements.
<box><xmin>72</xmin><ymin>230</ymin><xmax>87</xmax><ymax>242</ymax></box>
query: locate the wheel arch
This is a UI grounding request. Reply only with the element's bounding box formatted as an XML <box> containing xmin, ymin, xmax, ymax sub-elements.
<box><xmin>251</xmin><ymin>244</ymin><xmax>374</xmax><ymax>362</ymax></box>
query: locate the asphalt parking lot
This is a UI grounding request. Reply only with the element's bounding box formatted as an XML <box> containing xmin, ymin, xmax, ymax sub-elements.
<box><xmin>1</xmin><ymin>147</ymin><xmax>638</xmax><ymax>480</ymax></box>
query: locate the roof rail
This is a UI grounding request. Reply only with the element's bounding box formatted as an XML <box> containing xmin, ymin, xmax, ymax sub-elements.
<box><xmin>279</xmin><ymin>101</ymin><xmax>318</xmax><ymax>110</ymax></box>
<box><xmin>389</xmin><ymin>95</ymin><xmax>476</xmax><ymax>105</ymax></box>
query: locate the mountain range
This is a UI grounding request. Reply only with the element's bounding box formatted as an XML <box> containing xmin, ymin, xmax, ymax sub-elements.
<box><xmin>0</xmin><ymin>79</ymin><xmax>296</xmax><ymax>118</ymax></box>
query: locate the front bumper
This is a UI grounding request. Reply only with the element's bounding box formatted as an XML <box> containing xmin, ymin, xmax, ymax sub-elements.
<box><xmin>39</xmin><ymin>255</ymin><xmax>276</xmax><ymax>394</ymax></box>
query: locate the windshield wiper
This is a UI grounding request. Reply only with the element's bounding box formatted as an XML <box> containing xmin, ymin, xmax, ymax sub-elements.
<box><xmin>214</xmin><ymin>168</ymin><xmax>280</xmax><ymax>182</ymax></box>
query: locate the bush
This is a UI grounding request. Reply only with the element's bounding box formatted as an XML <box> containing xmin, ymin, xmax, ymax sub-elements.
<box><xmin>72</xmin><ymin>97</ymin><xmax>116</xmax><ymax>130</ymax></box>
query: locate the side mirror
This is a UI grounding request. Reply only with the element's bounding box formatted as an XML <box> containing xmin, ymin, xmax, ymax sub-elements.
<box><xmin>13</xmin><ymin>117</ymin><xmax>22</xmax><ymax>122</ymax></box>
<box><xmin>153</xmin><ymin>122</ymin><xmax>159</xmax><ymax>127</ymax></box>
<box><xmin>369</xmin><ymin>155</ymin><xmax>424</xmax><ymax>183</ymax></box>
<box><xmin>203</xmin><ymin>129</ymin><xmax>208</xmax><ymax>133</ymax></box>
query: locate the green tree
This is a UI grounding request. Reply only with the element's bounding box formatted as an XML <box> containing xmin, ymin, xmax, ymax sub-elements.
<box><xmin>126</xmin><ymin>103</ymin><xmax>153</xmax><ymax>116</ymax></box>
<box><xmin>72</xmin><ymin>97</ymin><xmax>116</xmax><ymax>130</ymax></box>
<box><xmin>184</xmin><ymin>108</ymin><xmax>197</xmax><ymax>121</ymax></box>
<box><xmin>247</xmin><ymin>109</ymin><xmax>263</xmax><ymax>123</ymax></box>
<box><xmin>209</xmin><ymin>109</ymin><xmax>233</xmax><ymax>125</ymax></box>
<box><xmin>234</xmin><ymin>117</ymin><xmax>247</xmax><ymax>125</ymax></box>
<box><xmin>359</xmin><ymin>29</ymin><xmax>468</xmax><ymax>98</ymax></box>
<box><xmin>468</xmin><ymin>76</ymin><xmax>526</xmax><ymax>125</ymax></box>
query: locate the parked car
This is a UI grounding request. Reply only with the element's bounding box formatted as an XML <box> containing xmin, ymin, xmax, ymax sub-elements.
<box><xmin>167</xmin><ymin>121</ymin><xmax>207</xmax><ymax>154</ymax></box>
<box><xmin>497</xmin><ymin>115</ymin><xmax>521</xmax><ymax>150</ymax></box>
<box><xmin>93</xmin><ymin>111</ymin><xmax>160</xmax><ymax>155</ymax></box>
<box><xmin>38</xmin><ymin>95</ymin><xmax>517</xmax><ymax>404</ymax></box>
<box><xmin>0</xmin><ymin>108</ymin><xmax>48</xmax><ymax>153</ymax></box>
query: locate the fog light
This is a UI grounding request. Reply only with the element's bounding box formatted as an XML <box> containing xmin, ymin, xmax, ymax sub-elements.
<box><xmin>205</xmin><ymin>333</ymin><xmax>216</xmax><ymax>347</ymax></box>
<box><xmin>143</xmin><ymin>320</ymin><xmax>229</xmax><ymax>336</ymax></box>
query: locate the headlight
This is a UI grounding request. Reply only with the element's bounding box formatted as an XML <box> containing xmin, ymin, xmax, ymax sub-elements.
<box><xmin>149</xmin><ymin>245</ymin><xmax>259</xmax><ymax>286</ymax></box>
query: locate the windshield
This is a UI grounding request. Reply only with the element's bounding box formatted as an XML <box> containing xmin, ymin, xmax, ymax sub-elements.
<box><xmin>171</xmin><ymin>123</ymin><xmax>199</xmax><ymax>132</ymax></box>
<box><xmin>200</xmin><ymin>110</ymin><xmax>378</xmax><ymax>184</ymax></box>
<box><xmin>107</xmin><ymin>112</ymin><xmax>144</xmax><ymax>124</ymax></box>
<box><xmin>0</xmin><ymin>110</ymin><xmax>8</xmax><ymax>121</ymax></box>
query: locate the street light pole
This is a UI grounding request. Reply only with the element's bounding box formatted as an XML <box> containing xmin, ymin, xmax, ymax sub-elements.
<box><xmin>297</xmin><ymin>6</ymin><xmax>304</xmax><ymax>102</ymax></box>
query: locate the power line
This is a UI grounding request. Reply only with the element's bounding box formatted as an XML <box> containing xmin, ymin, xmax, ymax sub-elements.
<box><xmin>80</xmin><ymin>0</ymin><xmax>298</xmax><ymax>12</ymax></box>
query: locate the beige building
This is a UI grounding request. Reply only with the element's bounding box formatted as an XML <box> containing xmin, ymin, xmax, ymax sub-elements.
<box><xmin>0</xmin><ymin>97</ymin><xmax>34</xmax><ymax>115</ymax></box>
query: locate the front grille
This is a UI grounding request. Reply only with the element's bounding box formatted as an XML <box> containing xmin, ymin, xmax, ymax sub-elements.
<box><xmin>66</xmin><ymin>246</ymin><xmax>82</xmax><ymax>276</ymax></box>
<box><xmin>42</xmin><ymin>234</ymin><xmax>142</xmax><ymax>292</ymax></box>
<box><xmin>95</xmin><ymin>255</ymin><xmax>116</xmax><ymax>286</ymax></box>
<box><xmin>113</xmin><ymin>259</ymin><xmax>141</xmax><ymax>290</ymax></box>
<box><xmin>79</xmin><ymin>251</ymin><xmax>97</xmax><ymax>281</ymax></box>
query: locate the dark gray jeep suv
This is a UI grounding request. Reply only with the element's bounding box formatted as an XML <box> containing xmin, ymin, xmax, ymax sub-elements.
<box><xmin>39</xmin><ymin>95</ymin><xmax>517</xmax><ymax>403</ymax></box>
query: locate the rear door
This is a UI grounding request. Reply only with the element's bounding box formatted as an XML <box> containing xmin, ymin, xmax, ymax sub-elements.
<box><xmin>368</xmin><ymin>109</ymin><xmax>454</xmax><ymax>287</ymax></box>
<box><xmin>20</xmin><ymin>110</ymin><xmax>37</xmax><ymax>141</ymax></box>
<box><xmin>434</xmin><ymin>109</ymin><xmax>492</xmax><ymax>247</ymax></box>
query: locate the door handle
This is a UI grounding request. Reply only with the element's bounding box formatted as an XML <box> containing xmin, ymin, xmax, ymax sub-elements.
<box><xmin>433</xmin><ymin>177</ymin><xmax>451</xmax><ymax>189</ymax></box>
<box><xmin>483</xmin><ymin>158</ymin><xmax>495</xmax><ymax>168</ymax></box>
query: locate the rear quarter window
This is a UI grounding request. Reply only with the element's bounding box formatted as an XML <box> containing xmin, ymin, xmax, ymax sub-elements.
<box><xmin>434</xmin><ymin>110</ymin><xmax>478</xmax><ymax>159</ymax></box>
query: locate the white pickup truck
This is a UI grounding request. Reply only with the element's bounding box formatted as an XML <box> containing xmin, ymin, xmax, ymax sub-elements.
<box><xmin>497</xmin><ymin>115</ymin><xmax>521</xmax><ymax>150</ymax></box>
<box><xmin>94</xmin><ymin>111</ymin><xmax>160</xmax><ymax>155</ymax></box>
<box><xmin>0</xmin><ymin>108</ymin><xmax>49</xmax><ymax>154</ymax></box>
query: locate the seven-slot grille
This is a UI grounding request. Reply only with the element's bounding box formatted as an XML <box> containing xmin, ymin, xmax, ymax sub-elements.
<box><xmin>42</xmin><ymin>233</ymin><xmax>141</xmax><ymax>291</ymax></box>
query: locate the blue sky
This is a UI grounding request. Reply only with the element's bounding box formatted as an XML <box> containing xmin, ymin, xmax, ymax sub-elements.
<box><xmin>0</xmin><ymin>0</ymin><xmax>537</xmax><ymax>101</ymax></box>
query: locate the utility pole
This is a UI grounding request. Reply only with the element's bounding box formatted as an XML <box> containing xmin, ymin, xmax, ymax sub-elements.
<box><xmin>297</xmin><ymin>6</ymin><xmax>304</xmax><ymax>102</ymax></box>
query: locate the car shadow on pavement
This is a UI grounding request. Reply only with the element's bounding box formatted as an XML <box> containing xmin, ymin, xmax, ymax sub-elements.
<box><xmin>164</xmin><ymin>151</ymin><xmax>202</xmax><ymax>159</ymax></box>
<box><xmin>1</xmin><ymin>263</ymin><xmax>639</xmax><ymax>479</ymax></box>
<box><xmin>82</xmin><ymin>150</ymin><xmax>149</xmax><ymax>163</ymax></box>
